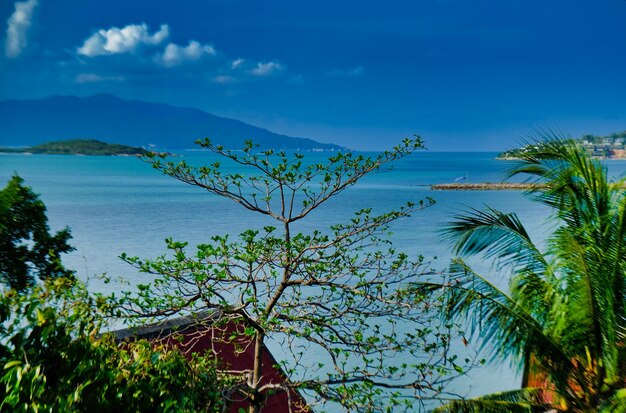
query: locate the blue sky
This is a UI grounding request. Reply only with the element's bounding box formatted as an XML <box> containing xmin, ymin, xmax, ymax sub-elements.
<box><xmin>1</xmin><ymin>0</ymin><xmax>626</xmax><ymax>151</ymax></box>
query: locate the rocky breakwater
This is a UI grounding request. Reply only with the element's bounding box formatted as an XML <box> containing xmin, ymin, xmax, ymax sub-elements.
<box><xmin>431</xmin><ymin>183</ymin><xmax>546</xmax><ymax>190</ymax></box>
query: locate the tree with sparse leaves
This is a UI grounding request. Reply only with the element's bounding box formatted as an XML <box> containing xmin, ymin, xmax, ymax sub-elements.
<box><xmin>109</xmin><ymin>138</ymin><xmax>471</xmax><ymax>412</ymax></box>
<box><xmin>0</xmin><ymin>175</ymin><xmax>74</xmax><ymax>291</ymax></box>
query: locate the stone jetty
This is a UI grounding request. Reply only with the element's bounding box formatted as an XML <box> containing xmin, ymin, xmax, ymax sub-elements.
<box><xmin>431</xmin><ymin>183</ymin><xmax>546</xmax><ymax>190</ymax></box>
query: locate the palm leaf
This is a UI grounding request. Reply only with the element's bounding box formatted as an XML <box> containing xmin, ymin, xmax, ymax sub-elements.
<box><xmin>508</xmin><ymin>138</ymin><xmax>612</xmax><ymax>237</ymax></box>
<box><xmin>438</xmin><ymin>135</ymin><xmax>626</xmax><ymax>410</ymax></box>
<box><xmin>445</xmin><ymin>207</ymin><xmax>559</xmax><ymax>326</ymax></box>
<box><xmin>432</xmin><ymin>388</ymin><xmax>556</xmax><ymax>413</ymax></box>
<box><xmin>417</xmin><ymin>259</ymin><xmax>573</xmax><ymax>376</ymax></box>
<box><xmin>446</xmin><ymin>206</ymin><xmax>548</xmax><ymax>276</ymax></box>
<box><xmin>551</xmin><ymin>229</ymin><xmax>621</xmax><ymax>380</ymax></box>
<box><xmin>505</xmin><ymin>137</ymin><xmax>626</xmax><ymax>381</ymax></box>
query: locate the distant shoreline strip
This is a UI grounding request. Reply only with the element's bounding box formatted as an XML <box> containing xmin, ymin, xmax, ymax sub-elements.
<box><xmin>431</xmin><ymin>183</ymin><xmax>546</xmax><ymax>191</ymax></box>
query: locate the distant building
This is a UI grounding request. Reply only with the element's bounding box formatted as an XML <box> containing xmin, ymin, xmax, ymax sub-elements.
<box><xmin>111</xmin><ymin>312</ymin><xmax>309</xmax><ymax>413</ymax></box>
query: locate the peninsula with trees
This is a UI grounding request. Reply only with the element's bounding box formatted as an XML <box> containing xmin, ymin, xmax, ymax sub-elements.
<box><xmin>497</xmin><ymin>131</ymin><xmax>626</xmax><ymax>159</ymax></box>
<box><xmin>0</xmin><ymin>139</ymin><xmax>149</xmax><ymax>156</ymax></box>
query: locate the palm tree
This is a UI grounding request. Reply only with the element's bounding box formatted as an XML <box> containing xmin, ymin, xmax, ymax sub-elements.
<box><xmin>420</xmin><ymin>138</ymin><xmax>626</xmax><ymax>412</ymax></box>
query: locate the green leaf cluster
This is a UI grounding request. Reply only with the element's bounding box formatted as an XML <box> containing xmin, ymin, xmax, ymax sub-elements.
<box><xmin>0</xmin><ymin>175</ymin><xmax>74</xmax><ymax>291</ymax></box>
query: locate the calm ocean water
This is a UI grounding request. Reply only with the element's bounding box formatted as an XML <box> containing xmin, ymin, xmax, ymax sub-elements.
<box><xmin>3</xmin><ymin>150</ymin><xmax>626</xmax><ymax>407</ymax></box>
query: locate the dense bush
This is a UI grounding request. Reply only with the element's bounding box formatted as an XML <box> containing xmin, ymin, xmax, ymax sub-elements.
<box><xmin>0</xmin><ymin>278</ymin><xmax>226</xmax><ymax>413</ymax></box>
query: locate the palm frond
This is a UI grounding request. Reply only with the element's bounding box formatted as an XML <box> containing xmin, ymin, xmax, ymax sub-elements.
<box><xmin>501</xmin><ymin>137</ymin><xmax>626</xmax><ymax>381</ymax></box>
<box><xmin>550</xmin><ymin>229</ymin><xmax>622</xmax><ymax>380</ymax></box>
<box><xmin>508</xmin><ymin>268</ymin><xmax>558</xmax><ymax>328</ymax></box>
<box><xmin>416</xmin><ymin>259</ymin><xmax>573</xmax><ymax>375</ymax></box>
<box><xmin>508</xmin><ymin>138</ymin><xmax>612</xmax><ymax>238</ymax></box>
<box><xmin>445</xmin><ymin>207</ymin><xmax>561</xmax><ymax>342</ymax></box>
<box><xmin>603</xmin><ymin>195</ymin><xmax>626</xmax><ymax>340</ymax></box>
<box><xmin>432</xmin><ymin>388</ymin><xmax>556</xmax><ymax>413</ymax></box>
<box><xmin>440</xmin><ymin>135</ymin><xmax>626</xmax><ymax>410</ymax></box>
<box><xmin>432</xmin><ymin>400</ymin><xmax>543</xmax><ymax>413</ymax></box>
<box><xmin>446</xmin><ymin>206</ymin><xmax>548</xmax><ymax>276</ymax></box>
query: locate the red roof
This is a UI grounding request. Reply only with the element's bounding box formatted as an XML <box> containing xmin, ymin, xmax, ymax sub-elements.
<box><xmin>111</xmin><ymin>312</ymin><xmax>309</xmax><ymax>413</ymax></box>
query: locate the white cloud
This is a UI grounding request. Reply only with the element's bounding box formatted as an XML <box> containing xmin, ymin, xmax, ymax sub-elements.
<box><xmin>249</xmin><ymin>60</ymin><xmax>284</xmax><ymax>77</ymax></box>
<box><xmin>211</xmin><ymin>59</ymin><xmax>286</xmax><ymax>85</ymax></box>
<box><xmin>75</xmin><ymin>73</ymin><xmax>125</xmax><ymax>83</ymax></box>
<box><xmin>157</xmin><ymin>40</ymin><xmax>216</xmax><ymax>67</ymax></box>
<box><xmin>326</xmin><ymin>66</ymin><xmax>365</xmax><ymax>77</ymax></box>
<box><xmin>72</xmin><ymin>23</ymin><xmax>286</xmax><ymax>84</ymax></box>
<box><xmin>231</xmin><ymin>58</ymin><xmax>245</xmax><ymax>69</ymax></box>
<box><xmin>77</xmin><ymin>23</ymin><xmax>169</xmax><ymax>57</ymax></box>
<box><xmin>5</xmin><ymin>0</ymin><xmax>38</xmax><ymax>58</ymax></box>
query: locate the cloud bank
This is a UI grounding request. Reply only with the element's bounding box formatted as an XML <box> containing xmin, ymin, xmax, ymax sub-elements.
<box><xmin>75</xmin><ymin>73</ymin><xmax>125</xmax><ymax>84</ymax></box>
<box><xmin>73</xmin><ymin>22</ymin><xmax>287</xmax><ymax>85</ymax></box>
<box><xmin>5</xmin><ymin>0</ymin><xmax>38</xmax><ymax>58</ymax></box>
<box><xmin>249</xmin><ymin>61</ymin><xmax>284</xmax><ymax>77</ymax></box>
<box><xmin>157</xmin><ymin>40</ymin><xmax>216</xmax><ymax>67</ymax></box>
<box><xmin>77</xmin><ymin>23</ymin><xmax>169</xmax><ymax>57</ymax></box>
<box><xmin>231</xmin><ymin>58</ymin><xmax>245</xmax><ymax>69</ymax></box>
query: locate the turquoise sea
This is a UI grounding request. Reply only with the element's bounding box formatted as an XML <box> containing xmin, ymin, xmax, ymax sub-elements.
<box><xmin>3</xmin><ymin>150</ymin><xmax>626</xmax><ymax>407</ymax></box>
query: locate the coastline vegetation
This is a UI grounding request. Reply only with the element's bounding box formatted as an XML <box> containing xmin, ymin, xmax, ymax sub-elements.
<box><xmin>497</xmin><ymin>131</ymin><xmax>626</xmax><ymax>160</ymax></box>
<box><xmin>0</xmin><ymin>139</ymin><xmax>148</xmax><ymax>156</ymax></box>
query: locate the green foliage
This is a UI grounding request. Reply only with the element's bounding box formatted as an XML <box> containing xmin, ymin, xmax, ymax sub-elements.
<box><xmin>108</xmin><ymin>137</ymin><xmax>470</xmax><ymax>412</ymax></box>
<box><xmin>601</xmin><ymin>389</ymin><xmax>626</xmax><ymax>413</ymax></box>
<box><xmin>418</xmin><ymin>138</ymin><xmax>626</xmax><ymax>412</ymax></box>
<box><xmin>433</xmin><ymin>388</ymin><xmax>550</xmax><ymax>412</ymax></box>
<box><xmin>0</xmin><ymin>278</ymin><xmax>225</xmax><ymax>413</ymax></box>
<box><xmin>0</xmin><ymin>175</ymin><xmax>74</xmax><ymax>291</ymax></box>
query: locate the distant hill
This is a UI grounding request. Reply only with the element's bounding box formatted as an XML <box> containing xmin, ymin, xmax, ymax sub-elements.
<box><xmin>0</xmin><ymin>139</ymin><xmax>149</xmax><ymax>156</ymax></box>
<box><xmin>0</xmin><ymin>94</ymin><xmax>344</xmax><ymax>151</ymax></box>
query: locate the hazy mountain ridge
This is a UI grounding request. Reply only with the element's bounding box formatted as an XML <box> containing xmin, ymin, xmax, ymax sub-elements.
<box><xmin>0</xmin><ymin>94</ymin><xmax>344</xmax><ymax>151</ymax></box>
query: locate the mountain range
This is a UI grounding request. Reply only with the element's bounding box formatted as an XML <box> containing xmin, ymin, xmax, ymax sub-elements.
<box><xmin>0</xmin><ymin>94</ymin><xmax>344</xmax><ymax>151</ymax></box>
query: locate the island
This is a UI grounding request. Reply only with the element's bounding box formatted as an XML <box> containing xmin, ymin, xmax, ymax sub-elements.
<box><xmin>498</xmin><ymin>131</ymin><xmax>626</xmax><ymax>160</ymax></box>
<box><xmin>0</xmin><ymin>139</ymin><xmax>149</xmax><ymax>156</ymax></box>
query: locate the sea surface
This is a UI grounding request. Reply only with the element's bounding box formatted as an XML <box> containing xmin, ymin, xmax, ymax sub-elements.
<box><xmin>3</xmin><ymin>150</ymin><xmax>626</xmax><ymax>408</ymax></box>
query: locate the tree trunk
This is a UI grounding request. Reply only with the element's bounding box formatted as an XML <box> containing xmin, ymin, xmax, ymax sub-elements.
<box><xmin>249</xmin><ymin>331</ymin><xmax>265</xmax><ymax>413</ymax></box>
